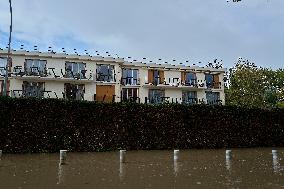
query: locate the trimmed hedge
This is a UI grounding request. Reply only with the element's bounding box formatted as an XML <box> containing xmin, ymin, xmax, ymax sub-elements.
<box><xmin>0</xmin><ymin>97</ymin><xmax>283</xmax><ymax>153</ymax></box>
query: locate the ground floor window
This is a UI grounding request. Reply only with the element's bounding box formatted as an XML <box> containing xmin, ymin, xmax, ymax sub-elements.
<box><xmin>206</xmin><ymin>91</ymin><xmax>220</xmax><ymax>105</ymax></box>
<box><xmin>148</xmin><ymin>89</ymin><xmax>165</xmax><ymax>104</ymax></box>
<box><xmin>182</xmin><ymin>91</ymin><xmax>197</xmax><ymax>104</ymax></box>
<box><xmin>22</xmin><ymin>81</ymin><xmax>45</xmax><ymax>98</ymax></box>
<box><xmin>64</xmin><ymin>83</ymin><xmax>85</xmax><ymax>100</ymax></box>
<box><xmin>121</xmin><ymin>88</ymin><xmax>139</xmax><ymax>102</ymax></box>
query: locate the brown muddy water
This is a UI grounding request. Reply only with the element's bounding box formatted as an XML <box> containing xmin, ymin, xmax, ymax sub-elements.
<box><xmin>0</xmin><ymin>148</ymin><xmax>283</xmax><ymax>189</ymax></box>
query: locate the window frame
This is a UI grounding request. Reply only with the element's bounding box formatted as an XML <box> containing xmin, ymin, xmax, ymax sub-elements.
<box><xmin>65</xmin><ymin>61</ymin><xmax>86</xmax><ymax>79</ymax></box>
<box><xmin>22</xmin><ymin>81</ymin><xmax>45</xmax><ymax>98</ymax></box>
<box><xmin>25</xmin><ymin>59</ymin><xmax>47</xmax><ymax>76</ymax></box>
<box><xmin>96</xmin><ymin>64</ymin><xmax>115</xmax><ymax>82</ymax></box>
<box><xmin>122</xmin><ymin>68</ymin><xmax>139</xmax><ymax>85</ymax></box>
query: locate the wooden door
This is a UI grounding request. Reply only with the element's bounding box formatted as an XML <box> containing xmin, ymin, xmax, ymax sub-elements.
<box><xmin>181</xmin><ymin>72</ymin><xmax>186</xmax><ymax>84</ymax></box>
<box><xmin>0</xmin><ymin>80</ymin><xmax>10</xmax><ymax>96</ymax></box>
<box><xmin>148</xmin><ymin>70</ymin><xmax>154</xmax><ymax>84</ymax></box>
<box><xmin>159</xmin><ymin>71</ymin><xmax>164</xmax><ymax>84</ymax></box>
<box><xmin>213</xmin><ymin>74</ymin><xmax>220</xmax><ymax>89</ymax></box>
<box><xmin>96</xmin><ymin>85</ymin><xmax>115</xmax><ymax>102</ymax></box>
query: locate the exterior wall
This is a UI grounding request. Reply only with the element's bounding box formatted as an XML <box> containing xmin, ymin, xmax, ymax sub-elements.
<box><xmin>164</xmin><ymin>70</ymin><xmax>180</xmax><ymax>85</ymax></box>
<box><xmin>0</xmin><ymin>50</ymin><xmax>226</xmax><ymax>105</ymax></box>
<box><xmin>165</xmin><ymin>89</ymin><xmax>182</xmax><ymax>103</ymax></box>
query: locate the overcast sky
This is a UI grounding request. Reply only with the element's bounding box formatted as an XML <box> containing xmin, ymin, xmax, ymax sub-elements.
<box><xmin>0</xmin><ymin>0</ymin><xmax>283</xmax><ymax>69</ymax></box>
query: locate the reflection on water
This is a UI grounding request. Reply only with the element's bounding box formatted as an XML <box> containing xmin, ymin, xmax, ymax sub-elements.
<box><xmin>272</xmin><ymin>150</ymin><xmax>281</xmax><ymax>174</ymax></box>
<box><xmin>119</xmin><ymin>162</ymin><xmax>125</xmax><ymax>180</ymax></box>
<box><xmin>226</xmin><ymin>150</ymin><xmax>232</xmax><ymax>172</ymax></box>
<box><xmin>0</xmin><ymin>149</ymin><xmax>283</xmax><ymax>189</ymax></box>
<box><xmin>57</xmin><ymin>164</ymin><xmax>64</xmax><ymax>185</ymax></box>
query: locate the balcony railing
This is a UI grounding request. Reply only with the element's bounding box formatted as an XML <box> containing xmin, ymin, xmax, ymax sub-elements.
<box><xmin>121</xmin><ymin>96</ymin><xmax>140</xmax><ymax>103</ymax></box>
<box><xmin>182</xmin><ymin>98</ymin><xmax>198</xmax><ymax>104</ymax></box>
<box><xmin>206</xmin><ymin>81</ymin><xmax>222</xmax><ymax>89</ymax></box>
<box><xmin>121</xmin><ymin>77</ymin><xmax>140</xmax><ymax>85</ymax></box>
<box><xmin>11</xmin><ymin>90</ymin><xmax>59</xmax><ymax>99</ymax></box>
<box><xmin>25</xmin><ymin>67</ymin><xmax>47</xmax><ymax>77</ymax></box>
<box><xmin>10</xmin><ymin>66</ymin><xmax>93</xmax><ymax>80</ymax></box>
<box><xmin>65</xmin><ymin>68</ymin><xmax>87</xmax><ymax>79</ymax></box>
<box><xmin>62</xmin><ymin>92</ymin><xmax>84</xmax><ymax>101</ymax></box>
<box><xmin>207</xmin><ymin>99</ymin><xmax>223</xmax><ymax>105</ymax></box>
<box><xmin>96</xmin><ymin>73</ymin><xmax>116</xmax><ymax>82</ymax></box>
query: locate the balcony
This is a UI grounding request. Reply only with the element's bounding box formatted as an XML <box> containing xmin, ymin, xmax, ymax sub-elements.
<box><xmin>11</xmin><ymin>66</ymin><xmax>93</xmax><ymax>83</ymax></box>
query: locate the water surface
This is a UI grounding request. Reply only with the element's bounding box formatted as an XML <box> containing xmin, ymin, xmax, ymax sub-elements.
<box><xmin>0</xmin><ymin>148</ymin><xmax>283</xmax><ymax>189</ymax></box>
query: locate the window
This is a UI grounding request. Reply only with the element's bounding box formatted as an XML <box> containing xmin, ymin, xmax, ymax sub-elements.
<box><xmin>205</xmin><ymin>74</ymin><xmax>220</xmax><ymax>89</ymax></box>
<box><xmin>205</xmin><ymin>74</ymin><xmax>214</xmax><ymax>88</ymax></box>
<box><xmin>65</xmin><ymin>62</ymin><xmax>86</xmax><ymax>79</ymax></box>
<box><xmin>64</xmin><ymin>83</ymin><xmax>85</xmax><ymax>100</ymax></box>
<box><xmin>121</xmin><ymin>88</ymin><xmax>139</xmax><ymax>102</ymax></box>
<box><xmin>148</xmin><ymin>89</ymin><xmax>165</xmax><ymax>104</ymax></box>
<box><xmin>0</xmin><ymin>57</ymin><xmax>7</xmax><ymax>76</ymax></box>
<box><xmin>122</xmin><ymin>69</ymin><xmax>139</xmax><ymax>85</ymax></box>
<box><xmin>185</xmin><ymin>72</ymin><xmax>197</xmax><ymax>86</ymax></box>
<box><xmin>154</xmin><ymin>70</ymin><xmax>160</xmax><ymax>85</ymax></box>
<box><xmin>25</xmin><ymin>59</ymin><xmax>47</xmax><ymax>76</ymax></box>
<box><xmin>206</xmin><ymin>91</ymin><xmax>220</xmax><ymax>105</ymax></box>
<box><xmin>182</xmin><ymin>91</ymin><xmax>197</xmax><ymax>104</ymax></box>
<box><xmin>22</xmin><ymin>81</ymin><xmax>45</xmax><ymax>98</ymax></box>
<box><xmin>97</xmin><ymin>64</ymin><xmax>115</xmax><ymax>82</ymax></box>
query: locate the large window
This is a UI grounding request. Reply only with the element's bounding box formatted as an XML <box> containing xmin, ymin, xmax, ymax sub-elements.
<box><xmin>121</xmin><ymin>88</ymin><xmax>139</xmax><ymax>102</ymax></box>
<box><xmin>205</xmin><ymin>74</ymin><xmax>214</xmax><ymax>88</ymax></box>
<box><xmin>97</xmin><ymin>64</ymin><xmax>115</xmax><ymax>82</ymax></box>
<box><xmin>25</xmin><ymin>59</ymin><xmax>47</xmax><ymax>76</ymax></box>
<box><xmin>185</xmin><ymin>72</ymin><xmax>197</xmax><ymax>86</ymax></box>
<box><xmin>206</xmin><ymin>91</ymin><xmax>220</xmax><ymax>105</ymax></box>
<box><xmin>205</xmin><ymin>74</ymin><xmax>220</xmax><ymax>89</ymax></box>
<box><xmin>122</xmin><ymin>68</ymin><xmax>139</xmax><ymax>85</ymax></box>
<box><xmin>148</xmin><ymin>89</ymin><xmax>165</xmax><ymax>104</ymax></box>
<box><xmin>64</xmin><ymin>83</ymin><xmax>85</xmax><ymax>100</ymax></box>
<box><xmin>0</xmin><ymin>57</ymin><xmax>7</xmax><ymax>76</ymax></box>
<box><xmin>22</xmin><ymin>81</ymin><xmax>45</xmax><ymax>98</ymax></box>
<box><xmin>65</xmin><ymin>62</ymin><xmax>86</xmax><ymax>79</ymax></box>
<box><xmin>182</xmin><ymin>91</ymin><xmax>197</xmax><ymax>104</ymax></box>
<box><xmin>154</xmin><ymin>70</ymin><xmax>160</xmax><ymax>85</ymax></box>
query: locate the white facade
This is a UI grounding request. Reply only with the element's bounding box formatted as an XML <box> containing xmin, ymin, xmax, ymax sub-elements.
<box><xmin>0</xmin><ymin>49</ymin><xmax>226</xmax><ymax>105</ymax></box>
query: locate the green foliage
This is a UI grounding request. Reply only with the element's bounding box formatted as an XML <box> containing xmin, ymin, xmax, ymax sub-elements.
<box><xmin>226</xmin><ymin>58</ymin><xmax>284</xmax><ymax>109</ymax></box>
<box><xmin>0</xmin><ymin>97</ymin><xmax>283</xmax><ymax>153</ymax></box>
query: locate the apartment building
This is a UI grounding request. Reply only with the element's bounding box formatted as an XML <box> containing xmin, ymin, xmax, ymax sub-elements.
<box><xmin>0</xmin><ymin>49</ymin><xmax>226</xmax><ymax>105</ymax></box>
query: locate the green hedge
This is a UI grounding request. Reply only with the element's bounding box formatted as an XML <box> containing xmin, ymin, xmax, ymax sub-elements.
<box><xmin>0</xmin><ymin>97</ymin><xmax>283</xmax><ymax>153</ymax></box>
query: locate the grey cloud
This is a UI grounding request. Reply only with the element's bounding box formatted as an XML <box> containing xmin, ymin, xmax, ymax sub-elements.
<box><xmin>0</xmin><ymin>0</ymin><xmax>283</xmax><ymax>69</ymax></box>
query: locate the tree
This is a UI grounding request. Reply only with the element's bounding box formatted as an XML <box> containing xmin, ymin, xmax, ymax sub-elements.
<box><xmin>226</xmin><ymin>58</ymin><xmax>284</xmax><ymax>109</ymax></box>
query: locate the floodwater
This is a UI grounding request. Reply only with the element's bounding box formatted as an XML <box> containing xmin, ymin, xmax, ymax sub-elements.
<box><xmin>0</xmin><ymin>149</ymin><xmax>283</xmax><ymax>189</ymax></box>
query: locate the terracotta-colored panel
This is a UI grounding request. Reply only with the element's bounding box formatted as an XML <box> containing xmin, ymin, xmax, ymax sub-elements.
<box><xmin>148</xmin><ymin>70</ymin><xmax>154</xmax><ymax>84</ymax></box>
<box><xmin>96</xmin><ymin>85</ymin><xmax>115</xmax><ymax>102</ymax></box>
<box><xmin>181</xmin><ymin>72</ymin><xmax>186</xmax><ymax>83</ymax></box>
<box><xmin>0</xmin><ymin>80</ymin><xmax>10</xmax><ymax>96</ymax></box>
<box><xmin>0</xmin><ymin>80</ymin><xmax>3</xmax><ymax>95</ymax></box>
<box><xmin>7</xmin><ymin>80</ymin><xmax>10</xmax><ymax>96</ymax></box>
<box><xmin>214</xmin><ymin>74</ymin><xmax>220</xmax><ymax>89</ymax></box>
<box><xmin>159</xmin><ymin>71</ymin><xmax>164</xmax><ymax>84</ymax></box>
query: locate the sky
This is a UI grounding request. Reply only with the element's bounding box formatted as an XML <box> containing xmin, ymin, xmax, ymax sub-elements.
<box><xmin>0</xmin><ymin>0</ymin><xmax>283</xmax><ymax>69</ymax></box>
